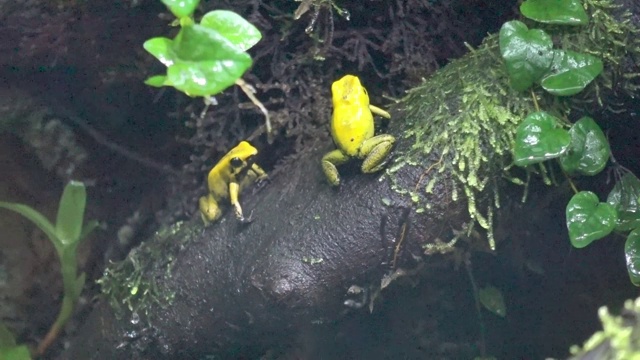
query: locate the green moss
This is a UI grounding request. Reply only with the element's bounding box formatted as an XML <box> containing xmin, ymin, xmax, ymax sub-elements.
<box><xmin>388</xmin><ymin>36</ymin><xmax>533</xmax><ymax>250</ymax></box>
<box><xmin>570</xmin><ymin>298</ymin><xmax>640</xmax><ymax>359</ymax></box>
<box><xmin>387</xmin><ymin>0</ymin><xmax>640</xmax><ymax>251</ymax></box>
<box><xmin>97</xmin><ymin>220</ymin><xmax>199</xmax><ymax>319</ymax></box>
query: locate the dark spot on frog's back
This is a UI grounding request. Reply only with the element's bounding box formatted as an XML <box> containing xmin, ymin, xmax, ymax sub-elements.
<box><xmin>350</xmin><ymin>138</ymin><xmax>354</xmax><ymax>142</ymax></box>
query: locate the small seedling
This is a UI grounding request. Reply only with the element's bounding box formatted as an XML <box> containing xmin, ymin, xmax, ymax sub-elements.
<box><xmin>0</xmin><ymin>181</ymin><xmax>98</xmax><ymax>357</ymax></box>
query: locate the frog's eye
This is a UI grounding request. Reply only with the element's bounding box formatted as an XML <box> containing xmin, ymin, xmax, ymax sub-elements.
<box><xmin>230</xmin><ymin>157</ymin><xmax>244</xmax><ymax>168</ymax></box>
<box><xmin>362</xmin><ymin>87</ymin><xmax>368</xmax><ymax>96</ymax></box>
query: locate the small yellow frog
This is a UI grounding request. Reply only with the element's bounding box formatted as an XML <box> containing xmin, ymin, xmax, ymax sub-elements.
<box><xmin>322</xmin><ymin>75</ymin><xmax>395</xmax><ymax>186</ymax></box>
<box><xmin>199</xmin><ymin>141</ymin><xmax>268</xmax><ymax>224</ymax></box>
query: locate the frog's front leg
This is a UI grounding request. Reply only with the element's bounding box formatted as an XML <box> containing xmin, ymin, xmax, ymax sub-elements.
<box><xmin>359</xmin><ymin>134</ymin><xmax>396</xmax><ymax>173</ymax></box>
<box><xmin>199</xmin><ymin>194</ymin><xmax>223</xmax><ymax>225</ymax></box>
<box><xmin>322</xmin><ymin>149</ymin><xmax>351</xmax><ymax>186</ymax></box>
<box><xmin>229</xmin><ymin>181</ymin><xmax>252</xmax><ymax>223</ymax></box>
<box><xmin>250</xmin><ymin>163</ymin><xmax>269</xmax><ymax>184</ymax></box>
<box><xmin>369</xmin><ymin>104</ymin><xmax>391</xmax><ymax>119</ymax></box>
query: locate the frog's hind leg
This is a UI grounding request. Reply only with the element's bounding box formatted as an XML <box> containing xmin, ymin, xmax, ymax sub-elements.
<box><xmin>359</xmin><ymin>134</ymin><xmax>396</xmax><ymax>173</ymax></box>
<box><xmin>322</xmin><ymin>149</ymin><xmax>350</xmax><ymax>186</ymax></box>
<box><xmin>199</xmin><ymin>194</ymin><xmax>223</xmax><ymax>225</ymax></box>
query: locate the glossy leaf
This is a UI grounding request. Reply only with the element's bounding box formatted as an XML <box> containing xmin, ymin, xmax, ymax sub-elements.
<box><xmin>513</xmin><ymin>111</ymin><xmax>571</xmax><ymax>166</ymax></box>
<box><xmin>478</xmin><ymin>286</ymin><xmax>506</xmax><ymax>317</ymax></box>
<box><xmin>145</xmin><ymin>24</ymin><xmax>252</xmax><ymax>96</ymax></box>
<box><xmin>55</xmin><ymin>181</ymin><xmax>86</xmax><ymax>246</ymax></box>
<box><xmin>200</xmin><ymin>10</ymin><xmax>262</xmax><ymax>52</ymax></box>
<box><xmin>160</xmin><ymin>0</ymin><xmax>199</xmax><ymax>19</ymax></box>
<box><xmin>520</xmin><ymin>0</ymin><xmax>588</xmax><ymax>25</ymax></box>
<box><xmin>143</xmin><ymin>37</ymin><xmax>175</xmax><ymax>67</ymax></box>
<box><xmin>541</xmin><ymin>50</ymin><xmax>603</xmax><ymax>96</ymax></box>
<box><xmin>625</xmin><ymin>228</ymin><xmax>640</xmax><ymax>286</ymax></box>
<box><xmin>607</xmin><ymin>173</ymin><xmax>640</xmax><ymax>232</ymax></box>
<box><xmin>172</xmin><ymin>24</ymin><xmax>240</xmax><ymax>61</ymax></box>
<box><xmin>499</xmin><ymin>21</ymin><xmax>554</xmax><ymax>91</ymax></box>
<box><xmin>566</xmin><ymin>191</ymin><xmax>618</xmax><ymax>248</ymax></box>
<box><xmin>559</xmin><ymin>117</ymin><xmax>610</xmax><ymax>175</ymax></box>
<box><xmin>165</xmin><ymin>57</ymin><xmax>250</xmax><ymax>96</ymax></box>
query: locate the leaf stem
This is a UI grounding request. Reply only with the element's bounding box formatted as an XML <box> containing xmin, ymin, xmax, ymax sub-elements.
<box><xmin>530</xmin><ymin>88</ymin><xmax>540</xmax><ymax>112</ymax></box>
<box><xmin>236</xmin><ymin>78</ymin><xmax>273</xmax><ymax>143</ymax></box>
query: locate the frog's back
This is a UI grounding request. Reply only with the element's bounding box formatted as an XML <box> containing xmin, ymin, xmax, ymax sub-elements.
<box><xmin>331</xmin><ymin>75</ymin><xmax>374</xmax><ymax>156</ymax></box>
<box><xmin>331</xmin><ymin>106</ymin><xmax>374</xmax><ymax>156</ymax></box>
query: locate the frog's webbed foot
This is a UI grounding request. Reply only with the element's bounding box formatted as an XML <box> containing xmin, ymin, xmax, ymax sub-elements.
<box><xmin>236</xmin><ymin>209</ymin><xmax>254</xmax><ymax>224</ymax></box>
<box><xmin>254</xmin><ymin>174</ymin><xmax>270</xmax><ymax>192</ymax></box>
<box><xmin>321</xmin><ymin>149</ymin><xmax>350</xmax><ymax>186</ymax></box>
<box><xmin>360</xmin><ymin>134</ymin><xmax>396</xmax><ymax>173</ymax></box>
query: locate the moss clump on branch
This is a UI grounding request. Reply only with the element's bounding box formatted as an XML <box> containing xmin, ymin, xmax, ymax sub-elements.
<box><xmin>387</xmin><ymin>0</ymin><xmax>640</xmax><ymax>251</ymax></box>
<box><xmin>388</xmin><ymin>36</ymin><xmax>532</xmax><ymax>250</ymax></box>
<box><xmin>97</xmin><ymin>221</ymin><xmax>198</xmax><ymax>319</ymax></box>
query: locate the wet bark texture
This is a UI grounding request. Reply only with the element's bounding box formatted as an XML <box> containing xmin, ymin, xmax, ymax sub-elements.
<box><xmin>63</xmin><ymin>118</ymin><xmax>465</xmax><ymax>358</ymax></box>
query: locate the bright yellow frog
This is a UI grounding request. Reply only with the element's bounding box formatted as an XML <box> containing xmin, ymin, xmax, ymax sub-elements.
<box><xmin>321</xmin><ymin>75</ymin><xmax>395</xmax><ymax>186</ymax></box>
<box><xmin>199</xmin><ymin>141</ymin><xmax>267</xmax><ymax>224</ymax></box>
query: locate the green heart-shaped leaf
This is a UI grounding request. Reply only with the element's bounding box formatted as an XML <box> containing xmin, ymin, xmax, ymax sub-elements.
<box><xmin>541</xmin><ymin>50</ymin><xmax>603</xmax><ymax>96</ymax></box>
<box><xmin>520</xmin><ymin>0</ymin><xmax>588</xmax><ymax>25</ymax></box>
<box><xmin>143</xmin><ymin>37</ymin><xmax>175</xmax><ymax>67</ymax></box>
<box><xmin>513</xmin><ymin>111</ymin><xmax>571</xmax><ymax>166</ymax></box>
<box><xmin>559</xmin><ymin>117</ymin><xmax>610</xmax><ymax>175</ymax></box>
<box><xmin>172</xmin><ymin>24</ymin><xmax>245</xmax><ymax>62</ymax></box>
<box><xmin>607</xmin><ymin>173</ymin><xmax>640</xmax><ymax>232</ymax></box>
<box><xmin>499</xmin><ymin>21</ymin><xmax>554</xmax><ymax>91</ymax></box>
<box><xmin>625</xmin><ymin>228</ymin><xmax>640</xmax><ymax>286</ymax></box>
<box><xmin>144</xmin><ymin>24</ymin><xmax>252</xmax><ymax>96</ymax></box>
<box><xmin>200</xmin><ymin>10</ymin><xmax>262</xmax><ymax>52</ymax></box>
<box><xmin>165</xmin><ymin>57</ymin><xmax>251</xmax><ymax>96</ymax></box>
<box><xmin>566</xmin><ymin>191</ymin><xmax>618</xmax><ymax>248</ymax></box>
<box><xmin>160</xmin><ymin>0</ymin><xmax>199</xmax><ymax>19</ymax></box>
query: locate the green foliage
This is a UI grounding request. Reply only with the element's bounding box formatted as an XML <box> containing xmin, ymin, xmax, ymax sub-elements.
<box><xmin>570</xmin><ymin>298</ymin><xmax>640</xmax><ymax>358</ymax></box>
<box><xmin>499</xmin><ymin>17</ymin><xmax>602</xmax><ymax>96</ymax></box>
<box><xmin>200</xmin><ymin>10</ymin><xmax>262</xmax><ymax>52</ymax></box>
<box><xmin>499</xmin><ymin>21</ymin><xmax>553</xmax><ymax>91</ymax></box>
<box><xmin>498</xmin><ymin>0</ymin><xmax>640</xmax><ymax>288</ymax></box>
<box><xmin>388</xmin><ymin>0</ymin><xmax>637</xmax><ymax>258</ymax></box>
<box><xmin>144</xmin><ymin>1</ymin><xmax>262</xmax><ymax>97</ymax></box>
<box><xmin>0</xmin><ymin>181</ymin><xmax>98</xmax><ymax>356</ymax></box>
<box><xmin>566</xmin><ymin>191</ymin><xmax>617</xmax><ymax>248</ymax></box>
<box><xmin>0</xmin><ymin>346</ymin><xmax>31</xmax><ymax>360</ymax></box>
<box><xmin>512</xmin><ymin>111</ymin><xmax>570</xmax><ymax>166</ymax></box>
<box><xmin>625</xmin><ymin>229</ymin><xmax>640</xmax><ymax>286</ymax></box>
<box><xmin>607</xmin><ymin>173</ymin><xmax>640</xmax><ymax>232</ymax></box>
<box><xmin>540</xmin><ymin>50</ymin><xmax>603</xmax><ymax>96</ymax></box>
<box><xmin>0</xmin><ymin>324</ymin><xmax>31</xmax><ymax>360</ymax></box>
<box><xmin>559</xmin><ymin>116</ymin><xmax>610</xmax><ymax>175</ymax></box>
<box><xmin>520</xmin><ymin>0</ymin><xmax>588</xmax><ymax>25</ymax></box>
<box><xmin>478</xmin><ymin>286</ymin><xmax>506</xmax><ymax>317</ymax></box>
<box><xmin>604</xmin><ymin>172</ymin><xmax>640</xmax><ymax>286</ymax></box>
<box><xmin>160</xmin><ymin>0</ymin><xmax>199</xmax><ymax>19</ymax></box>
